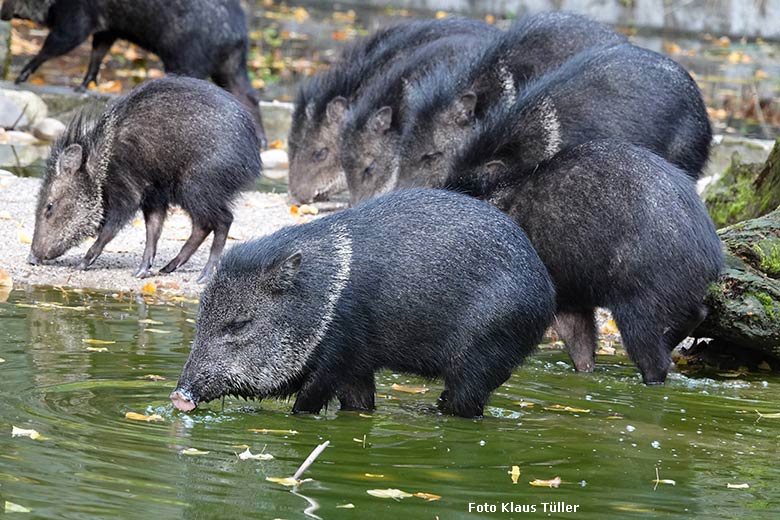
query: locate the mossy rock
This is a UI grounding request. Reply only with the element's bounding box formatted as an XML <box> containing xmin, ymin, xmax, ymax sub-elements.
<box><xmin>704</xmin><ymin>139</ymin><xmax>780</xmax><ymax>228</ymax></box>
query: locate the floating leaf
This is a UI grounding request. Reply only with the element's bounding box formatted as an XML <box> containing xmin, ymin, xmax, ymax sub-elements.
<box><xmin>514</xmin><ymin>401</ymin><xmax>534</xmax><ymax>408</ymax></box>
<box><xmin>266</xmin><ymin>476</ymin><xmax>307</xmax><ymax>487</ymax></box>
<box><xmin>180</xmin><ymin>448</ymin><xmax>209</xmax><ymax>455</ymax></box>
<box><xmin>11</xmin><ymin>426</ymin><xmax>41</xmax><ymax>440</ymax></box>
<box><xmin>727</xmin><ymin>483</ymin><xmax>749</xmax><ymax>489</ymax></box>
<box><xmin>138</xmin><ymin>319</ymin><xmax>164</xmax><ymax>325</ymax></box>
<box><xmin>652</xmin><ymin>468</ymin><xmax>676</xmax><ymax>489</ymax></box>
<box><xmin>248</xmin><ymin>428</ymin><xmax>298</xmax><ymax>435</ymax></box>
<box><xmin>544</xmin><ymin>405</ymin><xmax>590</xmax><ymax>413</ymax></box>
<box><xmin>238</xmin><ymin>448</ymin><xmax>274</xmax><ymax>461</ymax></box>
<box><xmin>529</xmin><ymin>477</ymin><xmax>561</xmax><ymax>488</ymax></box>
<box><xmin>141</xmin><ymin>374</ymin><xmax>166</xmax><ymax>381</ymax></box>
<box><xmin>143</xmin><ymin>328</ymin><xmax>170</xmax><ymax>334</ymax></box>
<box><xmin>755</xmin><ymin>409</ymin><xmax>780</xmax><ymax>420</ymax></box>
<box><xmin>85</xmin><ymin>347</ymin><xmax>108</xmax><ymax>352</ymax></box>
<box><xmin>82</xmin><ymin>339</ymin><xmax>116</xmax><ymax>345</ymax></box>
<box><xmin>125</xmin><ymin>412</ymin><xmax>164</xmax><ymax>422</ymax></box>
<box><xmin>336</xmin><ymin>503</ymin><xmax>355</xmax><ymax>509</ymax></box>
<box><xmin>413</xmin><ymin>492</ymin><xmax>441</xmax><ymax>501</ymax></box>
<box><xmin>4</xmin><ymin>501</ymin><xmax>31</xmax><ymax>513</ymax></box>
<box><xmin>141</xmin><ymin>282</ymin><xmax>157</xmax><ymax>295</ymax></box>
<box><xmin>364</xmin><ymin>473</ymin><xmax>384</xmax><ymax>478</ymax></box>
<box><xmin>391</xmin><ymin>383</ymin><xmax>430</xmax><ymax>394</ymax></box>
<box><xmin>509</xmin><ymin>465</ymin><xmax>520</xmax><ymax>484</ymax></box>
<box><xmin>0</xmin><ymin>358</ymin><xmax>5</xmax><ymax>363</ymax></box>
<box><xmin>366</xmin><ymin>489</ymin><xmax>414</xmax><ymax>500</ymax></box>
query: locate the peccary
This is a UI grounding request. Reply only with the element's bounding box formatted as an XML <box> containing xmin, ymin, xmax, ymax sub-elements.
<box><xmin>448</xmin><ymin>140</ymin><xmax>723</xmax><ymax>383</ymax></box>
<box><xmin>341</xmin><ymin>34</ymin><xmax>487</xmax><ymax>205</ymax></box>
<box><xmin>170</xmin><ymin>189</ymin><xmax>556</xmax><ymax>418</ymax></box>
<box><xmin>28</xmin><ymin>76</ymin><xmax>261</xmax><ymax>282</ymax></box>
<box><xmin>288</xmin><ymin>18</ymin><xmax>498</xmax><ymax>203</ymax></box>
<box><xmin>0</xmin><ymin>0</ymin><xmax>267</xmax><ymax>146</ymax></box>
<box><xmin>388</xmin><ymin>42</ymin><xmax>711</xmax><ymax>201</ymax></box>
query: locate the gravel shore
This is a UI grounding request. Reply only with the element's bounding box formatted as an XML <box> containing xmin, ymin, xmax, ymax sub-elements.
<box><xmin>0</xmin><ymin>174</ymin><xmax>302</xmax><ymax>297</ymax></box>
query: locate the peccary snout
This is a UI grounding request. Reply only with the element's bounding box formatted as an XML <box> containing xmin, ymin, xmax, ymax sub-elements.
<box><xmin>170</xmin><ymin>388</ymin><xmax>197</xmax><ymax>412</ymax></box>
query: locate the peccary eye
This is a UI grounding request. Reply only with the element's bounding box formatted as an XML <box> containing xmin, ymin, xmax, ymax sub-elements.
<box><xmin>362</xmin><ymin>162</ymin><xmax>376</xmax><ymax>178</ymax></box>
<box><xmin>421</xmin><ymin>151</ymin><xmax>442</xmax><ymax>165</ymax></box>
<box><xmin>312</xmin><ymin>147</ymin><xmax>329</xmax><ymax>162</ymax></box>
<box><xmin>225</xmin><ymin>319</ymin><xmax>252</xmax><ymax>334</ymax></box>
<box><xmin>45</xmin><ymin>201</ymin><xmax>54</xmax><ymax>217</ymax></box>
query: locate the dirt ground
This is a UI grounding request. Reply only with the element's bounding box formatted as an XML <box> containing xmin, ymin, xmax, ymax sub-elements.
<box><xmin>0</xmin><ymin>174</ymin><xmax>304</xmax><ymax>297</ymax></box>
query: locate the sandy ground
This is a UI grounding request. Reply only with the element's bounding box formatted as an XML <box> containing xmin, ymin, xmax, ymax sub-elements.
<box><xmin>0</xmin><ymin>173</ymin><xmax>305</xmax><ymax>297</ymax></box>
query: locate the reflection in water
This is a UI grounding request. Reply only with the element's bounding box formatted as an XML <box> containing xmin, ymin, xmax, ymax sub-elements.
<box><xmin>0</xmin><ymin>286</ymin><xmax>779</xmax><ymax>518</ymax></box>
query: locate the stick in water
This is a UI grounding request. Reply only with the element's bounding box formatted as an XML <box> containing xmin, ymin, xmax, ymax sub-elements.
<box><xmin>293</xmin><ymin>441</ymin><xmax>330</xmax><ymax>481</ymax></box>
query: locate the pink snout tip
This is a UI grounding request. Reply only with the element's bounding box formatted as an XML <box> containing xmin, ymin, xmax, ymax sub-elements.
<box><xmin>170</xmin><ymin>390</ymin><xmax>197</xmax><ymax>412</ymax></box>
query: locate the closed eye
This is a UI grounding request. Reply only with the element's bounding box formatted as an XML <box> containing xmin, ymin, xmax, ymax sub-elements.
<box><xmin>225</xmin><ymin>319</ymin><xmax>252</xmax><ymax>335</ymax></box>
<box><xmin>362</xmin><ymin>161</ymin><xmax>376</xmax><ymax>178</ymax></box>
<box><xmin>421</xmin><ymin>151</ymin><xmax>442</xmax><ymax>165</ymax></box>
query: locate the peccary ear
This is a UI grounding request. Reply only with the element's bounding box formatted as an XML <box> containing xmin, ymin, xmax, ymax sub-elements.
<box><xmin>326</xmin><ymin>97</ymin><xmax>348</xmax><ymax>124</ymax></box>
<box><xmin>266</xmin><ymin>250</ymin><xmax>302</xmax><ymax>291</ymax></box>
<box><xmin>453</xmin><ymin>92</ymin><xmax>477</xmax><ymax>126</ymax></box>
<box><xmin>370</xmin><ymin>106</ymin><xmax>392</xmax><ymax>134</ymax></box>
<box><xmin>57</xmin><ymin>144</ymin><xmax>83</xmax><ymax>177</ymax></box>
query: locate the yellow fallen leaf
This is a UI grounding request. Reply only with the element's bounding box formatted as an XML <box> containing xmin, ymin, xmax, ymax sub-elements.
<box><xmin>143</xmin><ymin>328</ymin><xmax>170</xmax><ymax>334</ymax></box>
<box><xmin>391</xmin><ymin>383</ymin><xmax>430</xmax><ymax>394</ymax></box>
<box><xmin>298</xmin><ymin>204</ymin><xmax>319</xmax><ymax>215</ymax></box>
<box><xmin>727</xmin><ymin>483</ymin><xmax>749</xmax><ymax>489</ymax></box>
<box><xmin>485</xmin><ymin>14</ymin><xmax>496</xmax><ymax>24</ymax></box>
<box><xmin>141</xmin><ymin>374</ymin><xmax>166</xmax><ymax>381</ymax></box>
<box><xmin>514</xmin><ymin>401</ymin><xmax>535</xmax><ymax>408</ymax></box>
<box><xmin>11</xmin><ymin>426</ymin><xmax>42</xmax><ymax>440</ymax></box>
<box><xmin>529</xmin><ymin>476</ymin><xmax>561</xmax><ymax>488</ymax></box>
<box><xmin>0</xmin><ymin>210</ymin><xmax>12</xmax><ymax>219</ymax></box>
<box><xmin>17</xmin><ymin>228</ymin><xmax>31</xmax><ymax>244</ymax></box>
<box><xmin>85</xmin><ymin>347</ymin><xmax>108</xmax><ymax>352</ymax></box>
<box><xmin>544</xmin><ymin>405</ymin><xmax>590</xmax><ymax>413</ymax></box>
<box><xmin>600</xmin><ymin>319</ymin><xmax>619</xmax><ymax>335</ymax></box>
<box><xmin>336</xmin><ymin>503</ymin><xmax>355</xmax><ymax>509</ymax></box>
<box><xmin>141</xmin><ymin>282</ymin><xmax>157</xmax><ymax>295</ymax></box>
<box><xmin>293</xmin><ymin>7</ymin><xmax>309</xmax><ymax>23</ymax></box>
<box><xmin>82</xmin><ymin>338</ymin><xmax>115</xmax><ymax>345</ymax></box>
<box><xmin>509</xmin><ymin>465</ymin><xmax>520</xmax><ymax>484</ymax></box>
<box><xmin>96</xmin><ymin>80</ymin><xmax>122</xmax><ymax>93</ymax></box>
<box><xmin>180</xmin><ymin>448</ymin><xmax>210</xmax><ymax>455</ymax></box>
<box><xmin>125</xmin><ymin>412</ymin><xmax>164</xmax><ymax>422</ymax></box>
<box><xmin>435</xmin><ymin>10</ymin><xmax>448</xmax><ymax>19</ymax></box>
<box><xmin>269</xmin><ymin>139</ymin><xmax>285</xmax><ymax>149</ymax></box>
<box><xmin>413</xmin><ymin>492</ymin><xmax>441</xmax><ymax>501</ymax></box>
<box><xmin>0</xmin><ymin>268</ymin><xmax>12</xmax><ymax>288</ymax></box>
<box><xmin>366</xmin><ymin>489</ymin><xmax>413</xmax><ymax>500</ymax></box>
<box><xmin>138</xmin><ymin>319</ymin><xmax>164</xmax><ymax>325</ymax></box>
<box><xmin>266</xmin><ymin>476</ymin><xmax>306</xmax><ymax>487</ymax></box>
<box><xmin>364</xmin><ymin>473</ymin><xmax>384</xmax><ymax>478</ymax></box>
<box><xmin>238</xmin><ymin>448</ymin><xmax>274</xmax><ymax>461</ymax></box>
<box><xmin>248</xmin><ymin>428</ymin><xmax>298</xmax><ymax>435</ymax></box>
<box><xmin>290</xmin><ymin>205</ymin><xmax>300</xmax><ymax>216</ymax></box>
<box><xmin>4</xmin><ymin>501</ymin><xmax>31</xmax><ymax>513</ymax></box>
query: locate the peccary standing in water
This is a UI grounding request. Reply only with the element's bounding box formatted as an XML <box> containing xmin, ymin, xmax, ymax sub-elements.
<box><xmin>170</xmin><ymin>189</ymin><xmax>556</xmax><ymax>418</ymax></box>
<box><xmin>341</xmin><ymin>34</ymin><xmax>488</xmax><ymax>205</ymax></box>
<box><xmin>448</xmin><ymin>140</ymin><xmax>723</xmax><ymax>383</ymax></box>
<box><xmin>384</xmin><ymin>42</ymin><xmax>711</xmax><ymax>202</ymax></box>
<box><xmin>0</xmin><ymin>0</ymin><xmax>267</xmax><ymax>146</ymax></box>
<box><xmin>28</xmin><ymin>76</ymin><xmax>261</xmax><ymax>283</ymax></box>
<box><xmin>288</xmin><ymin>18</ymin><xmax>498</xmax><ymax>203</ymax></box>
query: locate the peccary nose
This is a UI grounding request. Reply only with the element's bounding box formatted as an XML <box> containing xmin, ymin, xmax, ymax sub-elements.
<box><xmin>27</xmin><ymin>252</ymin><xmax>40</xmax><ymax>265</ymax></box>
<box><xmin>170</xmin><ymin>389</ymin><xmax>197</xmax><ymax>412</ymax></box>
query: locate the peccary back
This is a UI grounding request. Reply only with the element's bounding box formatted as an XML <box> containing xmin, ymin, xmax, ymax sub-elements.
<box><xmin>171</xmin><ymin>189</ymin><xmax>556</xmax><ymax>417</ymax></box>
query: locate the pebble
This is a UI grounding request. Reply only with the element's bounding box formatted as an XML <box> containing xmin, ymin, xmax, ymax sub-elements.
<box><xmin>261</xmin><ymin>149</ymin><xmax>289</xmax><ymax>170</ymax></box>
<box><xmin>0</xmin><ymin>96</ymin><xmax>29</xmax><ymax>129</ymax></box>
<box><xmin>33</xmin><ymin>118</ymin><xmax>66</xmax><ymax>141</ymax></box>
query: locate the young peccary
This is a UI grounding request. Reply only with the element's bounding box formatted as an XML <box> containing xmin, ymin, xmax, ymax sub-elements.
<box><xmin>386</xmin><ymin>42</ymin><xmax>711</xmax><ymax>202</ymax></box>
<box><xmin>170</xmin><ymin>189</ymin><xmax>556</xmax><ymax>418</ymax></box>
<box><xmin>28</xmin><ymin>76</ymin><xmax>261</xmax><ymax>283</ymax></box>
<box><xmin>448</xmin><ymin>140</ymin><xmax>723</xmax><ymax>383</ymax></box>
<box><xmin>0</xmin><ymin>0</ymin><xmax>266</xmax><ymax>146</ymax></box>
<box><xmin>341</xmin><ymin>34</ymin><xmax>486</xmax><ymax>205</ymax></box>
<box><xmin>288</xmin><ymin>18</ymin><xmax>498</xmax><ymax>203</ymax></box>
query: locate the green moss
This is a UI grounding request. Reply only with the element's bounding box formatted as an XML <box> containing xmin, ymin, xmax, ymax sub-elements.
<box><xmin>753</xmin><ymin>291</ymin><xmax>778</xmax><ymax>320</ymax></box>
<box><xmin>753</xmin><ymin>242</ymin><xmax>780</xmax><ymax>277</ymax></box>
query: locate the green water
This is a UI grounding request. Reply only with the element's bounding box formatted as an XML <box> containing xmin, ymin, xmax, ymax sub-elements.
<box><xmin>1</xmin><ymin>287</ymin><xmax>779</xmax><ymax>519</ymax></box>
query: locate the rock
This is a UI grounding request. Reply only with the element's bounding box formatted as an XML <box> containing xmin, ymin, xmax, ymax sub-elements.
<box><xmin>33</xmin><ymin>118</ymin><xmax>66</xmax><ymax>141</ymax></box>
<box><xmin>261</xmin><ymin>149</ymin><xmax>289</xmax><ymax>170</ymax></box>
<box><xmin>3</xmin><ymin>131</ymin><xmax>38</xmax><ymax>144</ymax></box>
<box><xmin>0</xmin><ymin>96</ymin><xmax>29</xmax><ymax>129</ymax></box>
<box><xmin>0</xmin><ymin>89</ymin><xmax>48</xmax><ymax>127</ymax></box>
<box><xmin>0</xmin><ymin>169</ymin><xmax>14</xmax><ymax>176</ymax></box>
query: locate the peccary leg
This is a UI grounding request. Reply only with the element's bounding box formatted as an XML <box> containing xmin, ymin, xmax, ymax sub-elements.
<box><xmin>612</xmin><ymin>305</ymin><xmax>670</xmax><ymax>385</ymax></box>
<box><xmin>17</xmin><ymin>23</ymin><xmax>91</xmax><ymax>84</ymax></box>
<box><xmin>337</xmin><ymin>373</ymin><xmax>376</xmax><ymax>412</ymax></box>
<box><xmin>554</xmin><ymin>309</ymin><xmax>598</xmax><ymax>372</ymax></box>
<box><xmin>80</xmin><ymin>220</ymin><xmax>123</xmax><ymax>270</ymax></box>
<box><xmin>196</xmin><ymin>215</ymin><xmax>232</xmax><ymax>284</ymax></box>
<box><xmin>292</xmin><ymin>377</ymin><xmax>333</xmax><ymax>414</ymax></box>
<box><xmin>160</xmin><ymin>223</ymin><xmax>210</xmax><ymax>275</ymax></box>
<box><xmin>77</xmin><ymin>31</ymin><xmax>118</xmax><ymax>92</ymax></box>
<box><xmin>663</xmin><ymin>304</ymin><xmax>708</xmax><ymax>350</ymax></box>
<box><xmin>212</xmin><ymin>48</ymin><xmax>267</xmax><ymax>148</ymax></box>
<box><xmin>134</xmin><ymin>206</ymin><xmax>166</xmax><ymax>279</ymax></box>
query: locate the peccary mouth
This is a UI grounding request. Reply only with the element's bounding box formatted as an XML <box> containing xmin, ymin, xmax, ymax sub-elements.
<box><xmin>170</xmin><ymin>389</ymin><xmax>198</xmax><ymax>412</ymax></box>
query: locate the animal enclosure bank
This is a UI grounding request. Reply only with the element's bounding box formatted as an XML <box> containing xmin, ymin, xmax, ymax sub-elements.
<box><xmin>0</xmin><ymin>1</ymin><xmax>779</xmax><ymax>519</ymax></box>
